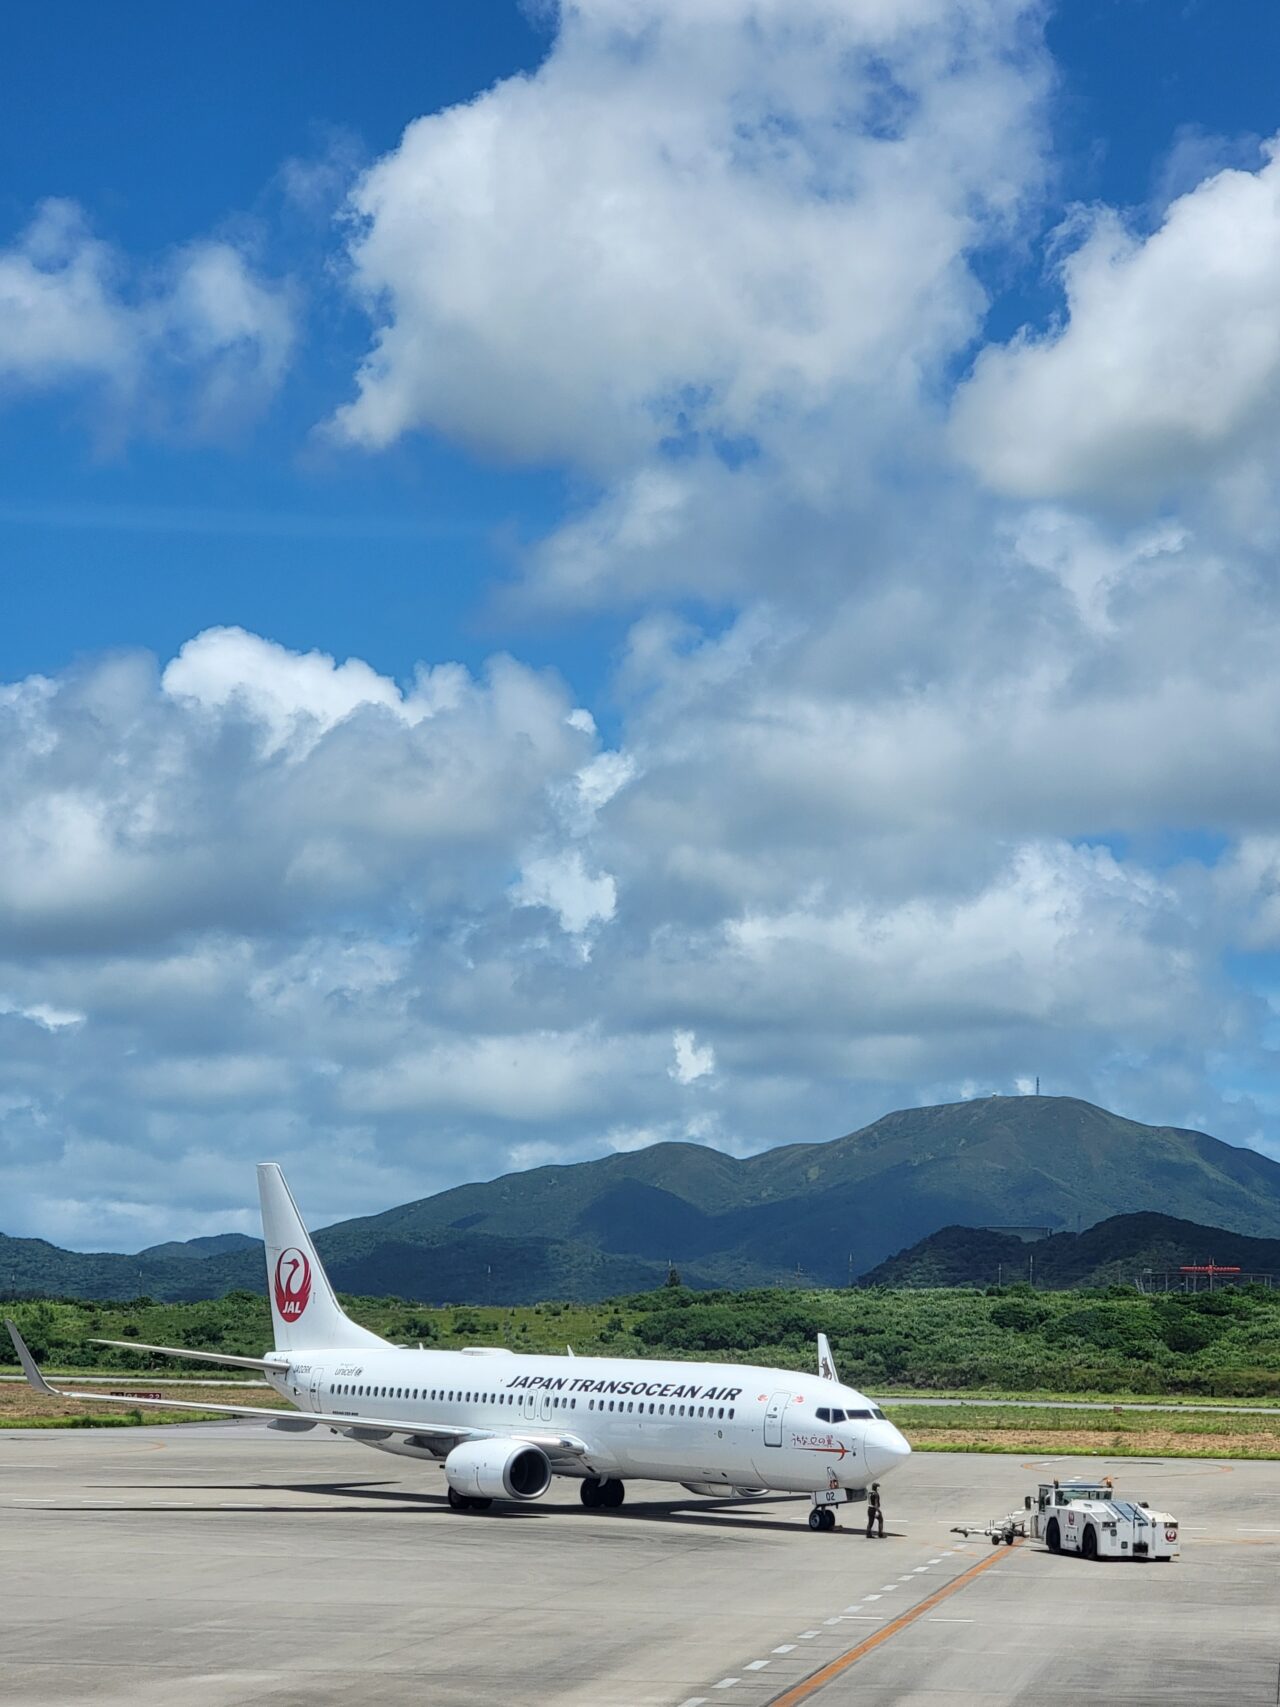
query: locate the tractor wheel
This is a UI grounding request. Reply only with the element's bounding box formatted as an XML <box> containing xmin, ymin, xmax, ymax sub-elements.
<box><xmin>1045</xmin><ymin>1518</ymin><xmax>1061</xmax><ymax>1554</ymax></box>
<box><xmin>1082</xmin><ymin>1526</ymin><xmax>1098</xmax><ymax>1561</ymax></box>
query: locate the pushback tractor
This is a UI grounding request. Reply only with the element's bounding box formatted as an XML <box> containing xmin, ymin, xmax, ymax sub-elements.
<box><xmin>955</xmin><ymin>1478</ymin><xmax>1179</xmax><ymax>1561</ymax></box>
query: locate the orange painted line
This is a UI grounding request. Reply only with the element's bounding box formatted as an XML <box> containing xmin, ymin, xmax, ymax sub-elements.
<box><xmin>767</xmin><ymin>1541</ymin><xmax>1020</xmax><ymax>1707</ymax></box>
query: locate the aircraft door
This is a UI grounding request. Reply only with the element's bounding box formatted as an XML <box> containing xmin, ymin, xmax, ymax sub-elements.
<box><xmin>539</xmin><ymin>1392</ymin><xmax>553</xmax><ymax>1422</ymax></box>
<box><xmin>521</xmin><ymin>1391</ymin><xmax>538</xmax><ymax>1422</ymax></box>
<box><xmin>309</xmin><ymin>1368</ymin><xmax>324</xmax><ymax>1411</ymax></box>
<box><xmin>763</xmin><ymin>1390</ymin><xmax>790</xmax><ymax>1447</ymax></box>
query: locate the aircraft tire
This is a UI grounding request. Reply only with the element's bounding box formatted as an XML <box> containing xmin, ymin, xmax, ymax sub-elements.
<box><xmin>580</xmin><ymin>1478</ymin><xmax>604</xmax><ymax>1509</ymax></box>
<box><xmin>808</xmin><ymin>1509</ymin><xmax>823</xmax><ymax>1531</ymax></box>
<box><xmin>601</xmin><ymin>1478</ymin><xmax>625</xmax><ymax>1509</ymax></box>
<box><xmin>447</xmin><ymin>1487</ymin><xmax>466</xmax><ymax>1512</ymax></box>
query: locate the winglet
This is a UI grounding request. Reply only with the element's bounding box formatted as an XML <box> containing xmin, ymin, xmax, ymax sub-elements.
<box><xmin>817</xmin><ymin>1331</ymin><xmax>838</xmax><ymax>1383</ymax></box>
<box><xmin>5</xmin><ymin>1320</ymin><xmax>57</xmax><ymax>1396</ymax></box>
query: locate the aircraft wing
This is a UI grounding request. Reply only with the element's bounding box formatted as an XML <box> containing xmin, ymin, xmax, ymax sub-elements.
<box><xmin>5</xmin><ymin>1320</ymin><xmax>588</xmax><ymax>1461</ymax></box>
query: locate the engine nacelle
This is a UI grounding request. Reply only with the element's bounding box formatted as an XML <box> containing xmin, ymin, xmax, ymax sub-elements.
<box><xmin>444</xmin><ymin>1438</ymin><xmax>552</xmax><ymax>1502</ymax></box>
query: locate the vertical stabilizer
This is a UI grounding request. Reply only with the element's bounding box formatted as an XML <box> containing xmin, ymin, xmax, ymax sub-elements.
<box><xmin>256</xmin><ymin>1164</ymin><xmax>386</xmax><ymax>1352</ymax></box>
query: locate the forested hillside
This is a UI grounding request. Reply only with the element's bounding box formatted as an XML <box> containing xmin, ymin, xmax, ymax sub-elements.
<box><xmin>862</xmin><ymin>1213</ymin><xmax>1280</xmax><ymax>1288</ymax></box>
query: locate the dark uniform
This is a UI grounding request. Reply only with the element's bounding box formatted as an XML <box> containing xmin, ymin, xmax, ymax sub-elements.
<box><xmin>865</xmin><ymin>1483</ymin><xmax>884</xmax><ymax>1538</ymax></box>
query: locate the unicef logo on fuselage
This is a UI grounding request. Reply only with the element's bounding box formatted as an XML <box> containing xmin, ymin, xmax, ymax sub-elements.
<box><xmin>274</xmin><ymin>1248</ymin><xmax>312</xmax><ymax>1320</ymax></box>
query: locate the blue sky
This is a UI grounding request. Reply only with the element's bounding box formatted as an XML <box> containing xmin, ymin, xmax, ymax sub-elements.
<box><xmin>5</xmin><ymin>0</ymin><xmax>1280</xmax><ymax>1247</ymax></box>
<box><xmin>5</xmin><ymin>0</ymin><xmax>1277</xmax><ymax>692</ymax></box>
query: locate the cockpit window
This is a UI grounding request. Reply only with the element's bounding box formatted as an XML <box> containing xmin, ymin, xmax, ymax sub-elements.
<box><xmin>870</xmin><ymin>1406</ymin><xmax>886</xmax><ymax>1420</ymax></box>
<box><xmin>816</xmin><ymin>1407</ymin><xmax>830</xmax><ymax>1422</ymax></box>
<box><xmin>830</xmin><ymin>1409</ymin><xmax>846</xmax><ymax>1422</ymax></box>
<box><xmin>846</xmin><ymin>1408</ymin><xmax>872</xmax><ymax>1419</ymax></box>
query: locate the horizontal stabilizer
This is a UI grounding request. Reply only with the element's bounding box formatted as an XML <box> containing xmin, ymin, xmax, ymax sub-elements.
<box><xmin>91</xmin><ymin>1340</ymin><xmax>277</xmax><ymax>1371</ymax></box>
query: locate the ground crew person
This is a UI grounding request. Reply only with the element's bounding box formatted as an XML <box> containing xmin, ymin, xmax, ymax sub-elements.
<box><xmin>866</xmin><ymin>1482</ymin><xmax>884</xmax><ymax>1538</ymax></box>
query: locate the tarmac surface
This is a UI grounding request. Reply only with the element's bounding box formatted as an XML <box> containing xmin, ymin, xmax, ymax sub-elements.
<box><xmin>2</xmin><ymin>1422</ymin><xmax>1277</xmax><ymax>1706</ymax></box>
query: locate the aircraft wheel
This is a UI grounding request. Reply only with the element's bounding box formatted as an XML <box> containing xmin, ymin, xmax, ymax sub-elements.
<box><xmin>580</xmin><ymin>1478</ymin><xmax>604</xmax><ymax>1509</ymax></box>
<box><xmin>468</xmin><ymin>1497</ymin><xmax>493</xmax><ymax>1512</ymax></box>
<box><xmin>447</xmin><ymin>1487</ymin><xmax>466</xmax><ymax>1512</ymax></box>
<box><xmin>601</xmin><ymin>1478</ymin><xmax>625</xmax><ymax>1509</ymax></box>
<box><xmin>822</xmin><ymin>1506</ymin><xmax>837</xmax><ymax>1530</ymax></box>
<box><xmin>1045</xmin><ymin>1518</ymin><xmax>1060</xmax><ymax>1554</ymax></box>
<box><xmin>808</xmin><ymin>1509</ymin><xmax>824</xmax><ymax>1531</ymax></box>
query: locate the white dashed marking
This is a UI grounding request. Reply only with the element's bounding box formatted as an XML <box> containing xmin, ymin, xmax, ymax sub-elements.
<box><xmin>713</xmin><ymin>1680</ymin><xmax>739</xmax><ymax>1690</ymax></box>
<box><xmin>678</xmin><ymin>1699</ymin><xmax>708</xmax><ymax>1706</ymax></box>
<box><xmin>928</xmin><ymin>1557</ymin><xmax>943</xmax><ymax>1564</ymax></box>
<box><xmin>928</xmin><ymin>1617</ymin><xmax>974</xmax><ymax>1624</ymax></box>
<box><xmin>864</xmin><ymin>1593</ymin><xmax>881</xmax><ymax>1601</ymax></box>
<box><xmin>799</xmin><ymin>1630</ymin><xmax>820</xmax><ymax>1640</ymax></box>
<box><xmin>911</xmin><ymin>1565</ymin><xmax>930</xmax><ymax>1573</ymax></box>
<box><xmin>823</xmin><ymin>1616</ymin><xmax>843</xmax><ymax>1625</ymax></box>
<box><xmin>772</xmin><ymin>1645</ymin><xmax>796</xmax><ymax>1655</ymax></box>
<box><xmin>745</xmin><ymin>1661</ymin><xmax>770</xmax><ymax>1671</ymax></box>
<box><xmin>881</xmin><ymin>1584</ymin><xmax>899</xmax><ymax>1591</ymax></box>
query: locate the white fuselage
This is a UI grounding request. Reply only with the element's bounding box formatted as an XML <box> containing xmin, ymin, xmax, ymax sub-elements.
<box><xmin>267</xmin><ymin>1345</ymin><xmax>910</xmax><ymax>1493</ymax></box>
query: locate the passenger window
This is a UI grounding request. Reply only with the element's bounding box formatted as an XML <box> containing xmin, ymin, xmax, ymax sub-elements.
<box><xmin>728</xmin><ymin>1409</ymin><xmax>735</xmax><ymax>1419</ymax></box>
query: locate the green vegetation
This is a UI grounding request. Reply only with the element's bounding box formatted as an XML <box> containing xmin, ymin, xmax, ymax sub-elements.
<box><xmin>5</xmin><ymin>1279</ymin><xmax>1280</xmax><ymax>1398</ymax></box>
<box><xmin>863</xmin><ymin>1213</ymin><xmax>1280</xmax><ymax>1289</ymax></box>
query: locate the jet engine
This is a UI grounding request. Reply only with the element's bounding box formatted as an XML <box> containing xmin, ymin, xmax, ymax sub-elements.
<box><xmin>444</xmin><ymin>1438</ymin><xmax>552</xmax><ymax>1502</ymax></box>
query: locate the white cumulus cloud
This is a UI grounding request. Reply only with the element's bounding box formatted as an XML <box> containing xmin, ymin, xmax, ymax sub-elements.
<box><xmin>952</xmin><ymin>138</ymin><xmax>1280</xmax><ymax>504</ymax></box>
<box><xmin>0</xmin><ymin>199</ymin><xmax>295</xmax><ymax>437</ymax></box>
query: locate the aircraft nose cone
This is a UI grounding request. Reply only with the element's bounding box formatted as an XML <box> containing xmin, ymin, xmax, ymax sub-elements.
<box><xmin>864</xmin><ymin>1422</ymin><xmax>911</xmax><ymax>1478</ymax></box>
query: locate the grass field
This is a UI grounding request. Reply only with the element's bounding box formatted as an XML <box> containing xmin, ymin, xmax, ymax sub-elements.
<box><xmin>884</xmin><ymin>1402</ymin><xmax>1280</xmax><ymax>1459</ymax></box>
<box><xmin>0</xmin><ymin>1380</ymin><xmax>291</xmax><ymax>1429</ymax></box>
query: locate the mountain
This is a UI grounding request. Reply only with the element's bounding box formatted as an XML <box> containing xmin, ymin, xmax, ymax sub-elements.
<box><xmin>135</xmin><ymin>1232</ymin><xmax>260</xmax><ymax>1263</ymax></box>
<box><xmin>861</xmin><ymin>1211</ymin><xmax>1280</xmax><ymax>1289</ymax></box>
<box><xmin>5</xmin><ymin>1096</ymin><xmax>1280</xmax><ymax>1303</ymax></box>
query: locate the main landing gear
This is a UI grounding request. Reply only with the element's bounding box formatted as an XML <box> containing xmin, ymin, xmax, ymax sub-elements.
<box><xmin>447</xmin><ymin>1487</ymin><xmax>493</xmax><ymax>1513</ymax></box>
<box><xmin>580</xmin><ymin>1477</ymin><xmax>626</xmax><ymax>1510</ymax></box>
<box><xmin>808</xmin><ymin>1506</ymin><xmax>837</xmax><ymax>1531</ymax></box>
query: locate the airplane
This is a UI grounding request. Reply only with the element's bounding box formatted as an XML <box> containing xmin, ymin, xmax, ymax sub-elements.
<box><xmin>5</xmin><ymin>1163</ymin><xmax>910</xmax><ymax>1530</ymax></box>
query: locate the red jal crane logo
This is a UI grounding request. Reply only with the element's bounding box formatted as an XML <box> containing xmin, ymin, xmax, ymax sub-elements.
<box><xmin>274</xmin><ymin>1248</ymin><xmax>312</xmax><ymax>1320</ymax></box>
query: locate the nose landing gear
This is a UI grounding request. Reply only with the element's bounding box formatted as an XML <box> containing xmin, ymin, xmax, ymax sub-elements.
<box><xmin>808</xmin><ymin>1505</ymin><xmax>838</xmax><ymax>1531</ymax></box>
